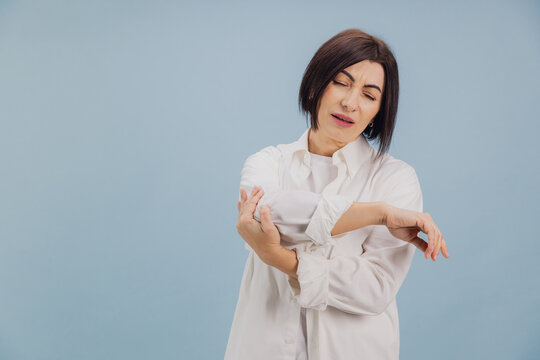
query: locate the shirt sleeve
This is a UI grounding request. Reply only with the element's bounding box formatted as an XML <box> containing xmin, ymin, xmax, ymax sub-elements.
<box><xmin>287</xmin><ymin>166</ymin><xmax>423</xmax><ymax>315</ymax></box>
<box><xmin>239</xmin><ymin>146</ymin><xmax>354</xmax><ymax>250</ymax></box>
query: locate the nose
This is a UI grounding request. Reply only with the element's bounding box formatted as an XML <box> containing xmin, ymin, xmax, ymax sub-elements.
<box><xmin>341</xmin><ymin>89</ymin><xmax>360</xmax><ymax>112</ymax></box>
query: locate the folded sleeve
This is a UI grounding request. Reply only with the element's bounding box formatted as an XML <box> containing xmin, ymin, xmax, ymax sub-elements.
<box><xmin>287</xmin><ymin>166</ymin><xmax>423</xmax><ymax>315</ymax></box>
<box><xmin>253</xmin><ymin>190</ymin><xmax>353</xmax><ymax>245</ymax></box>
<box><xmin>239</xmin><ymin>147</ymin><xmax>354</xmax><ymax>249</ymax></box>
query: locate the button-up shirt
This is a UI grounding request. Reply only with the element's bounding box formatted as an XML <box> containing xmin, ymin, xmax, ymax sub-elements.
<box><xmin>225</xmin><ymin>128</ymin><xmax>423</xmax><ymax>360</ymax></box>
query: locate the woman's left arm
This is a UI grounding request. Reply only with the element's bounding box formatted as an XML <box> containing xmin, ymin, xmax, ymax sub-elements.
<box><xmin>271</xmin><ymin>166</ymin><xmax>435</xmax><ymax>315</ymax></box>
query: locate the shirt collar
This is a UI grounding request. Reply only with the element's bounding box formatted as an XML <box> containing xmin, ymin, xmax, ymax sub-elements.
<box><xmin>290</xmin><ymin>127</ymin><xmax>374</xmax><ymax>178</ymax></box>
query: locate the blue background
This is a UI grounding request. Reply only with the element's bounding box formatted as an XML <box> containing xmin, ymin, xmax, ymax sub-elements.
<box><xmin>1</xmin><ymin>0</ymin><xmax>539</xmax><ymax>359</ymax></box>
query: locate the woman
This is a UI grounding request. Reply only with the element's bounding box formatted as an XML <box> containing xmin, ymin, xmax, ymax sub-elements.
<box><xmin>225</xmin><ymin>28</ymin><xmax>449</xmax><ymax>360</ymax></box>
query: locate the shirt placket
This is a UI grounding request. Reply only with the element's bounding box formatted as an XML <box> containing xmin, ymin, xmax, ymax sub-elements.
<box><xmin>304</xmin><ymin>153</ymin><xmax>348</xmax><ymax>359</ymax></box>
<box><xmin>290</xmin><ymin>151</ymin><xmax>312</xmax><ymax>189</ymax></box>
<box><xmin>304</xmin><ymin>152</ymin><xmax>348</xmax><ymax>255</ymax></box>
<box><xmin>321</xmin><ymin>153</ymin><xmax>347</xmax><ymax>197</ymax></box>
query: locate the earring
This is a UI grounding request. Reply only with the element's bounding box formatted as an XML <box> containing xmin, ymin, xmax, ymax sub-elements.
<box><xmin>368</xmin><ymin>122</ymin><xmax>374</xmax><ymax>127</ymax></box>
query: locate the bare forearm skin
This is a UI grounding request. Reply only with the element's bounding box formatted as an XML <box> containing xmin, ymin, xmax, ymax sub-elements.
<box><xmin>331</xmin><ymin>201</ymin><xmax>388</xmax><ymax>236</ymax></box>
<box><xmin>265</xmin><ymin>202</ymin><xmax>388</xmax><ymax>280</ymax></box>
<box><xmin>264</xmin><ymin>247</ymin><xmax>299</xmax><ymax>280</ymax></box>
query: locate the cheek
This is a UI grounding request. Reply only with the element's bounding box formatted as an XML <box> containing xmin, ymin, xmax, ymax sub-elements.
<box><xmin>321</xmin><ymin>86</ymin><xmax>339</xmax><ymax>101</ymax></box>
<box><xmin>370</xmin><ymin>102</ymin><xmax>381</xmax><ymax>114</ymax></box>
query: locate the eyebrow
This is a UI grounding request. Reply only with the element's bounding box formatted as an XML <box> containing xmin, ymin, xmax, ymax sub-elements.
<box><xmin>340</xmin><ymin>70</ymin><xmax>382</xmax><ymax>94</ymax></box>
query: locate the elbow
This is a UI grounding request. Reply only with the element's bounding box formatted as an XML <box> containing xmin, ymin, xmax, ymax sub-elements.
<box><xmin>365</xmin><ymin>296</ymin><xmax>393</xmax><ymax>315</ymax></box>
<box><xmin>366</xmin><ymin>277</ymin><xmax>397</xmax><ymax>315</ymax></box>
<box><xmin>338</xmin><ymin>281</ymin><xmax>396</xmax><ymax>316</ymax></box>
<box><xmin>333</xmin><ymin>298</ymin><xmax>392</xmax><ymax>316</ymax></box>
<box><xmin>362</xmin><ymin>263</ymin><xmax>401</xmax><ymax>315</ymax></box>
<box><xmin>357</xmin><ymin>296</ymin><xmax>394</xmax><ymax>316</ymax></box>
<box><xmin>329</xmin><ymin>289</ymin><xmax>395</xmax><ymax>316</ymax></box>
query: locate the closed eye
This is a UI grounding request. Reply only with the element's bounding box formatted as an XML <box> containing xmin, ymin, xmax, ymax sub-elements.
<box><xmin>333</xmin><ymin>80</ymin><xmax>376</xmax><ymax>101</ymax></box>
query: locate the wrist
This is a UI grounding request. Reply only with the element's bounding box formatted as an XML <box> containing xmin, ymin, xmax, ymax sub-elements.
<box><xmin>377</xmin><ymin>201</ymin><xmax>390</xmax><ymax>226</ymax></box>
<box><xmin>356</xmin><ymin>201</ymin><xmax>389</xmax><ymax>226</ymax></box>
<box><xmin>263</xmin><ymin>246</ymin><xmax>299</xmax><ymax>280</ymax></box>
<box><xmin>259</xmin><ymin>244</ymin><xmax>284</xmax><ymax>266</ymax></box>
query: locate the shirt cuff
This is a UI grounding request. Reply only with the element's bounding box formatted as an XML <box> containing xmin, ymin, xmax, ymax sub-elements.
<box><xmin>304</xmin><ymin>193</ymin><xmax>354</xmax><ymax>246</ymax></box>
<box><xmin>287</xmin><ymin>250</ymin><xmax>329</xmax><ymax>311</ymax></box>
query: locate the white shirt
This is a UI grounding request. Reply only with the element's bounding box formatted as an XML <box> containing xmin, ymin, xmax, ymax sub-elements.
<box><xmin>225</xmin><ymin>128</ymin><xmax>423</xmax><ymax>360</ymax></box>
<box><xmin>296</xmin><ymin>152</ymin><xmax>336</xmax><ymax>360</ymax></box>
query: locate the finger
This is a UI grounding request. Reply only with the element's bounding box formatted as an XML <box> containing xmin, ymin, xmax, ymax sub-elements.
<box><xmin>423</xmin><ymin>224</ymin><xmax>434</xmax><ymax>260</ymax></box>
<box><xmin>409</xmin><ymin>236</ymin><xmax>428</xmax><ymax>253</ymax></box>
<box><xmin>432</xmin><ymin>228</ymin><xmax>442</xmax><ymax>261</ymax></box>
<box><xmin>244</xmin><ymin>188</ymin><xmax>265</xmax><ymax>216</ymax></box>
<box><xmin>427</xmin><ymin>227</ymin><xmax>438</xmax><ymax>260</ymax></box>
<box><xmin>248</xmin><ymin>188</ymin><xmax>265</xmax><ymax>206</ymax></box>
<box><xmin>239</xmin><ymin>190</ymin><xmax>247</xmax><ymax>216</ymax></box>
<box><xmin>240</xmin><ymin>189</ymin><xmax>247</xmax><ymax>202</ymax></box>
<box><xmin>441</xmin><ymin>238</ymin><xmax>450</xmax><ymax>258</ymax></box>
<box><xmin>239</xmin><ymin>188</ymin><xmax>255</xmax><ymax>219</ymax></box>
<box><xmin>436</xmin><ymin>229</ymin><xmax>443</xmax><ymax>260</ymax></box>
<box><xmin>239</xmin><ymin>187</ymin><xmax>261</xmax><ymax>214</ymax></box>
<box><xmin>416</xmin><ymin>218</ymin><xmax>432</xmax><ymax>259</ymax></box>
<box><xmin>259</xmin><ymin>205</ymin><xmax>274</xmax><ymax>232</ymax></box>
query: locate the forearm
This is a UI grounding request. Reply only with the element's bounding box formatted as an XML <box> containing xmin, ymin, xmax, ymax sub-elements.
<box><xmin>264</xmin><ymin>247</ymin><xmax>299</xmax><ymax>280</ymax></box>
<box><xmin>331</xmin><ymin>201</ymin><xmax>387</xmax><ymax>236</ymax></box>
<box><xmin>264</xmin><ymin>202</ymin><xmax>386</xmax><ymax>280</ymax></box>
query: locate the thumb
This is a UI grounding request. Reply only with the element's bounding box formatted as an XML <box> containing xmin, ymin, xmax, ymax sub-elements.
<box><xmin>259</xmin><ymin>205</ymin><xmax>274</xmax><ymax>232</ymax></box>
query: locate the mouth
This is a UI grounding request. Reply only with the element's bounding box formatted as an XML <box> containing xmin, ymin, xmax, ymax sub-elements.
<box><xmin>331</xmin><ymin>113</ymin><xmax>354</xmax><ymax>124</ymax></box>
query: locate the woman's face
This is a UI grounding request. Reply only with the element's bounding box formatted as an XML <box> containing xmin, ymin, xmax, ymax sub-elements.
<box><xmin>315</xmin><ymin>60</ymin><xmax>385</xmax><ymax>145</ymax></box>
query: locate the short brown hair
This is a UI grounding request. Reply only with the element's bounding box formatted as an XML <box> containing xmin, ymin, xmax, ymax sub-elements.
<box><xmin>298</xmin><ymin>28</ymin><xmax>400</xmax><ymax>160</ymax></box>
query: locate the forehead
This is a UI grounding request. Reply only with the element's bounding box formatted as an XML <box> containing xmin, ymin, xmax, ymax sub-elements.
<box><xmin>340</xmin><ymin>60</ymin><xmax>385</xmax><ymax>88</ymax></box>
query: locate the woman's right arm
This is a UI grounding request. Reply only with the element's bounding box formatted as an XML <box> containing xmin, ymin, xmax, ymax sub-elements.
<box><xmin>281</xmin><ymin>166</ymin><xmax>449</xmax><ymax>316</ymax></box>
<box><xmin>331</xmin><ymin>201</ymin><xmax>448</xmax><ymax>260</ymax></box>
<box><xmin>240</xmin><ymin>145</ymin><xmax>447</xmax><ymax>258</ymax></box>
<box><xmin>330</xmin><ymin>201</ymin><xmax>387</xmax><ymax>235</ymax></box>
<box><xmin>383</xmin><ymin>203</ymin><xmax>449</xmax><ymax>260</ymax></box>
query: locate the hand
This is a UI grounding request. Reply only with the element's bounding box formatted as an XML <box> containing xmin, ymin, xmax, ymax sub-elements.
<box><xmin>236</xmin><ymin>186</ymin><xmax>282</xmax><ymax>263</ymax></box>
<box><xmin>382</xmin><ymin>204</ymin><xmax>449</xmax><ymax>261</ymax></box>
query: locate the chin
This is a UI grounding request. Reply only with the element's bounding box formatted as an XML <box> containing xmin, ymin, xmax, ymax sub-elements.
<box><xmin>328</xmin><ymin>129</ymin><xmax>352</xmax><ymax>143</ymax></box>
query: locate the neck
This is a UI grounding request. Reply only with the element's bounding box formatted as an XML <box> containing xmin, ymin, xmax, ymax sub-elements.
<box><xmin>308</xmin><ymin>128</ymin><xmax>348</xmax><ymax>157</ymax></box>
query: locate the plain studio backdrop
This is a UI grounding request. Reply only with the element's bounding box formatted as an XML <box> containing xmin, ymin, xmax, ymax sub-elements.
<box><xmin>1</xmin><ymin>0</ymin><xmax>539</xmax><ymax>359</ymax></box>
